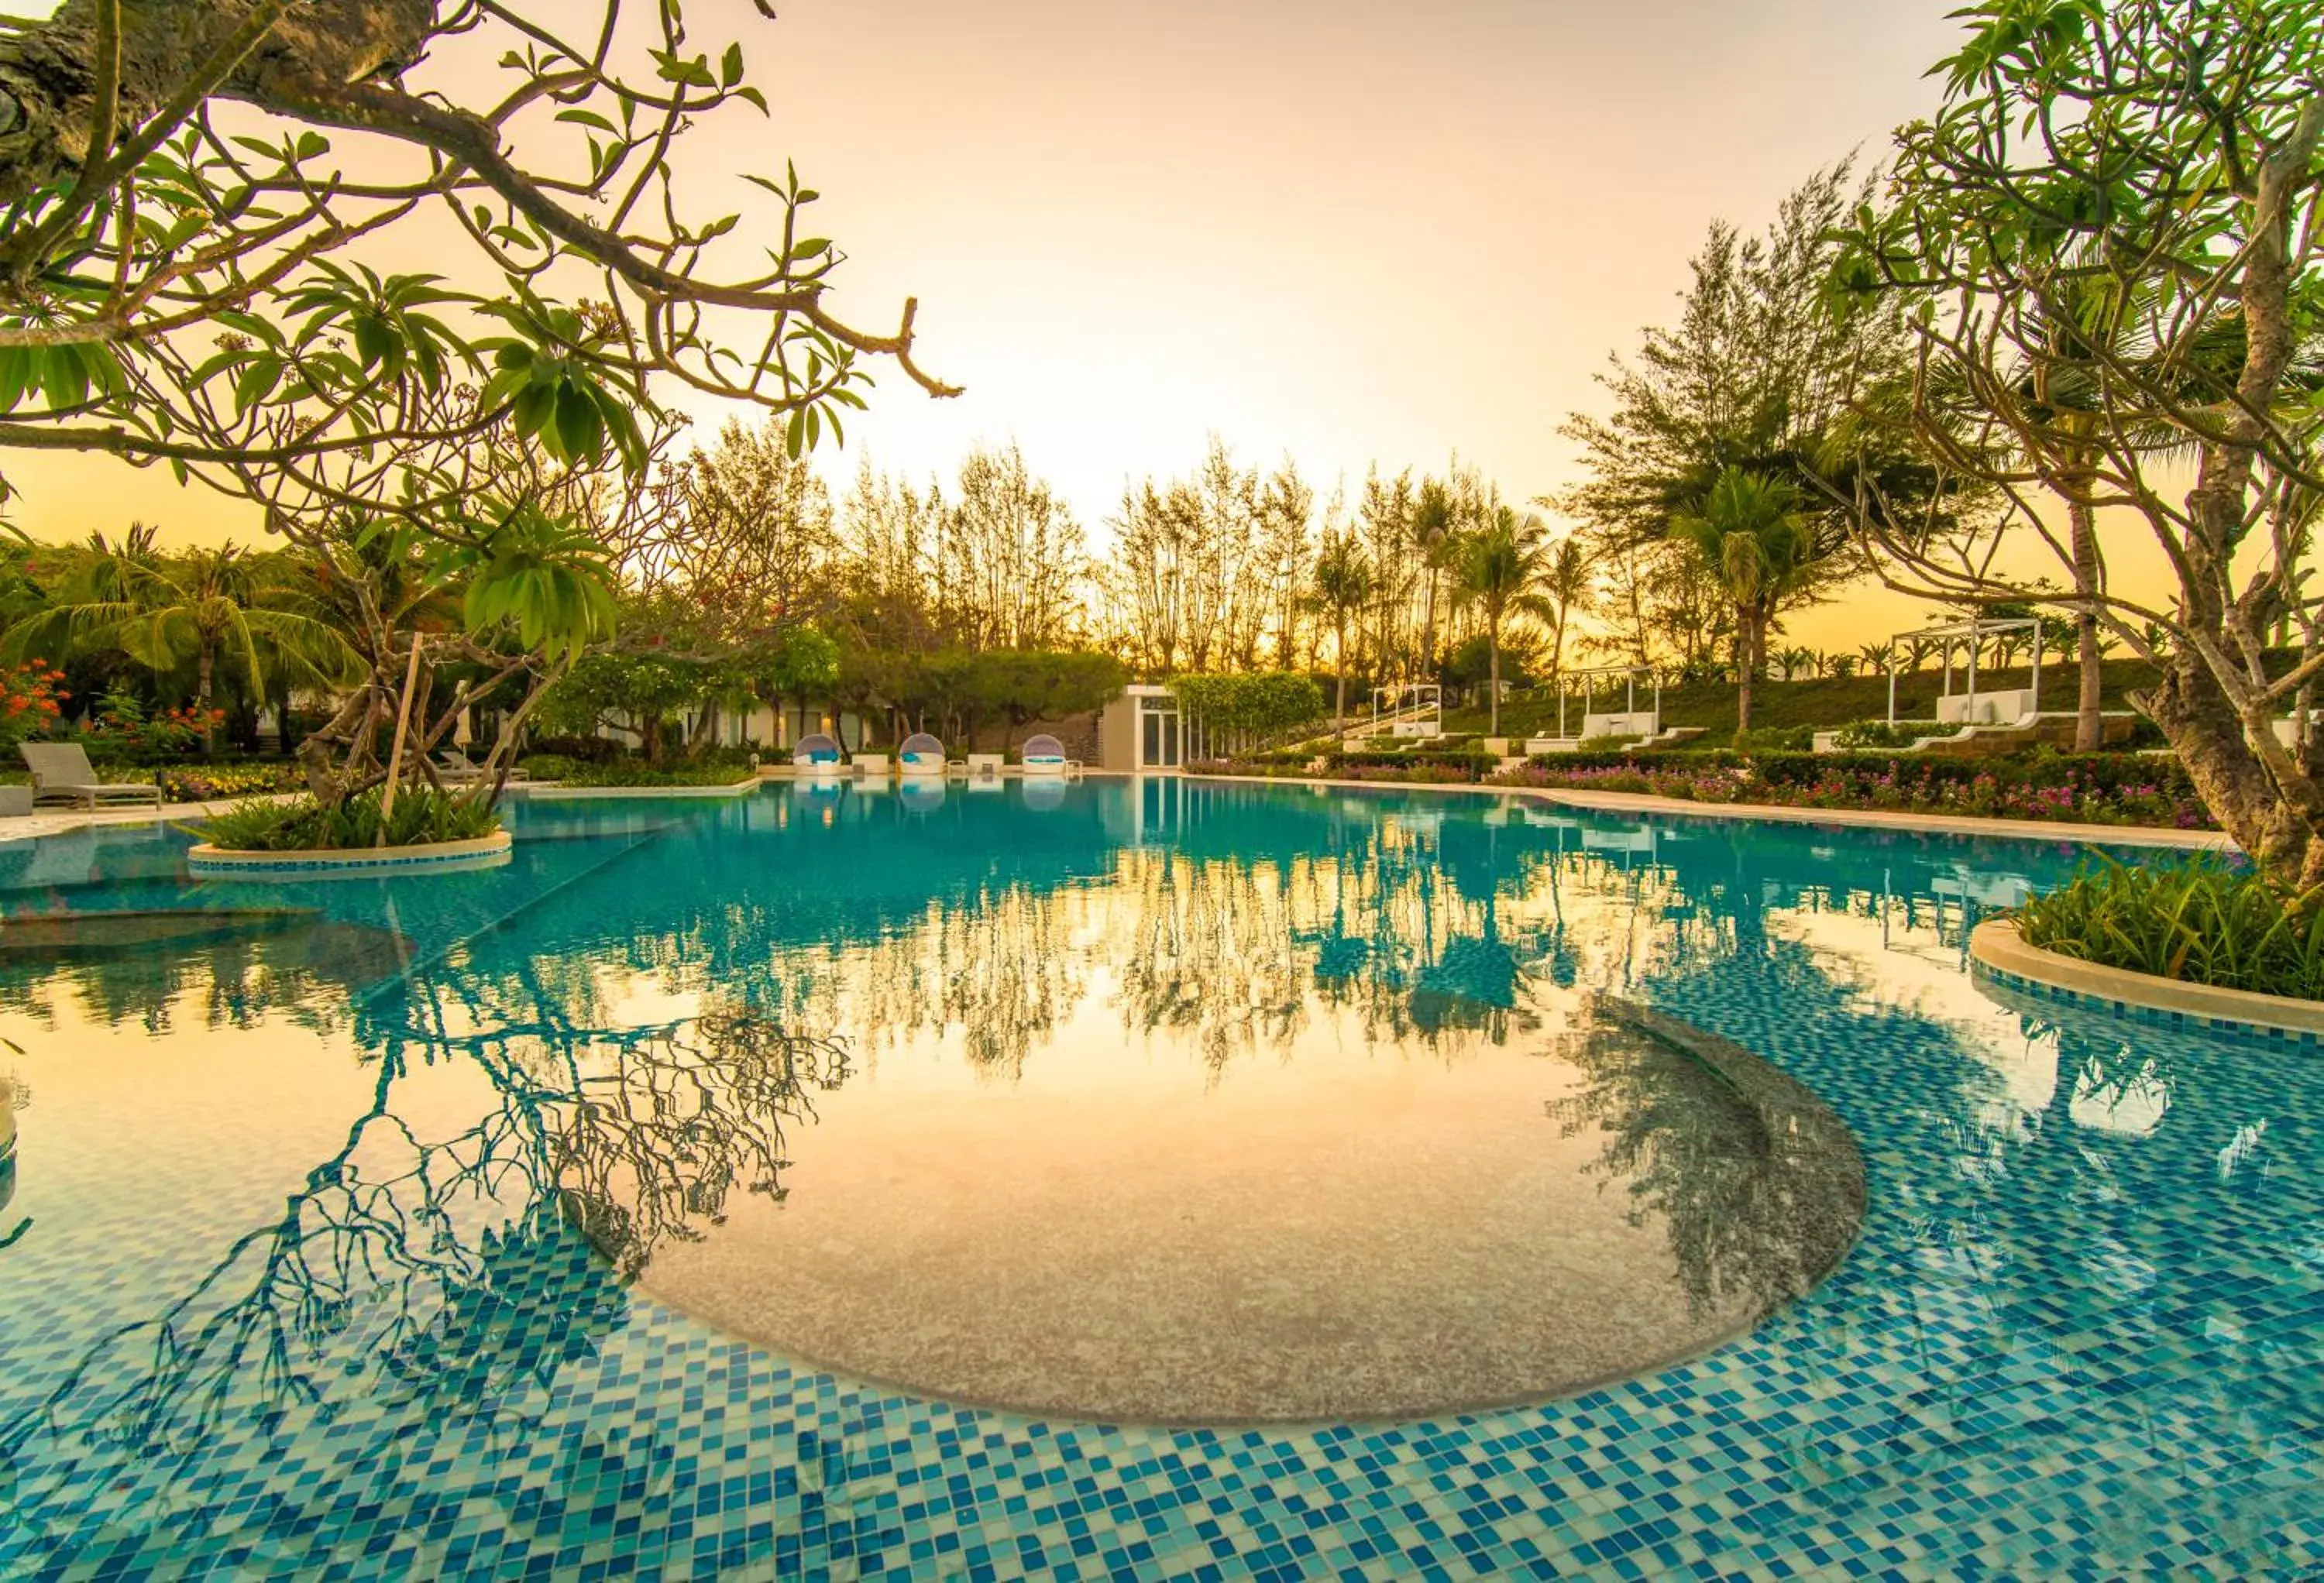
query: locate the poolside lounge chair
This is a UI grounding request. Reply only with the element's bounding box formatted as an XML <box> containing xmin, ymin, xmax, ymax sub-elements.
<box><xmin>897</xmin><ymin>733</ymin><xmax>946</xmax><ymax>779</ymax></box>
<box><xmin>435</xmin><ymin>749</ymin><xmax>529</xmax><ymax>785</ymax></box>
<box><xmin>1019</xmin><ymin>734</ymin><xmax>1075</xmax><ymax>778</ymax></box>
<box><xmin>19</xmin><ymin>743</ymin><xmax>163</xmax><ymax>811</ymax></box>
<box><xmin>963</xmin><ymin>753</ymin><xmax>1004</xmax><ymax>779</ymax></box>
<box><xmin>792</xmin><ymin>733</ymin><xmax>844</xmax><ymax>778</ymax></box>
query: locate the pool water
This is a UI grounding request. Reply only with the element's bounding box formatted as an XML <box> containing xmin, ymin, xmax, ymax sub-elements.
<box><xmin>0</xmin><ymin>779</ymin><xmax>2317</xmax><ymax>1578</ymax></box>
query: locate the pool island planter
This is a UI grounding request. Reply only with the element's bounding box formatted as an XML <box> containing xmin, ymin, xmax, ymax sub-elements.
<box><xmin>185</xmin><ymin>827</ymin><xmax>514</xmax><ymax>877</ymax></box>
<box><xmin>1970</xmin><ymin>916</ymin><xmax>2324</xmax><ymax>1038</ymax></box>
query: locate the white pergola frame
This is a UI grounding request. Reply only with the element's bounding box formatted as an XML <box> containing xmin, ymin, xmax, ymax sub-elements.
<box><xmin>1370</xmin><ymin>682</ymin><xmax>1442</xmax><ymax>735</ymax></box>
<box><xmin>1552</xmin><ymin>664</ymin><xmax>1662</xmax><ymax>740</ymax></box>
<box><xmin>1886</xmin><ymin>618</ymin><xmax>2042</xmax><ymax>726</ymax></box>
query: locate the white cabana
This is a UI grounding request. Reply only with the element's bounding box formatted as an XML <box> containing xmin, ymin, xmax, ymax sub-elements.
<box><xmin>1887</xmin><ymin>618</ymin><xmax>2041</xmax><ymax>727</ymax></box>
<box><xmin>1369</xmin><ymin>682</ymin><xmax>1442</xmax><ymax>740</ymax></box>
<box><xmin>898</xmin><ymin>732</ymin><xmax>946</xmax><ymax>778</ymax></box>
<box><xmin>1527</xmin><ymin>665</ymin><xmax>1661</xmax><ymax>753</ymax></box>
<box><xmin>792</xmin><ymin>733</ymin><xmax>844</xmax><ymax>777</ymax></box>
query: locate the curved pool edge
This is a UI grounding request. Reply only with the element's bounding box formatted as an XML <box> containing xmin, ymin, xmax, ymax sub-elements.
<box><xmin>1971</xmin><ymin>917</ymin><xmax>2324</xmax><ymax>1041</ymax></box>
<box><xmin>627</xmin><ymin>994</ymin><xmax>1870</xmax><ymax>1432</ymax></box>
<box><xmin>185</xmin><ymin>827</ymin><xmax>514</xmax><ymax>877</ymax></box>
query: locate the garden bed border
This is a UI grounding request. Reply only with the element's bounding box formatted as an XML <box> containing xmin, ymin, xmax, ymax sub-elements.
<box><xmin>185</xmin><ymin>828</ymin><xmax>514</xmax><ymax>877</ymax></box>
<box><xmin>1969</xmin><ymin>917</ymin><xmax>2324</xmax><ymax>1039</ymax></box>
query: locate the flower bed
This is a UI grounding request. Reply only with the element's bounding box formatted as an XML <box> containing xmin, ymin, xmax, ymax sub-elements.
<box><xmin>156</xmin><ymin>762</ymin><xmax>309</xmax><ymax>802</ymax></box>
<box><xmin>1190</xmin><ymin>749</ymin><xmax>1497</xmax><ymax>785</ymax></box>
<box><xmin>1490</xmin><ymin>750</ymin><xmax>2212</xmax><ymax>829</ymax></box>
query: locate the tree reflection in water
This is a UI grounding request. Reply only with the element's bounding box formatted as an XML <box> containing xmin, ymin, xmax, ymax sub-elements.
<box><xmin>1544</xmin><ymin>996</ymin><xmax>1865</xmax><ymax>1320</ymax></box>
<box><xmin>0</xmin><ymin>912</ymin><xmax>410</xmax><ymax>1037</ymax></box>
<box><xmin>0</xmin><ymin>788</ymin><xmax>2195</xmax><ymax>1571</ymax></box>
<box><xmin>0</xmin><ymin>943</ymin><xmax>847</xmax><ymax>1550</ymax></box>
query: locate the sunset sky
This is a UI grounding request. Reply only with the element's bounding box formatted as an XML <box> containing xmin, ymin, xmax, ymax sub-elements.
<box><xmin>3</xmin><ymin>0</ymin><xmax>2085</xmax><ymax>647</ymax></box>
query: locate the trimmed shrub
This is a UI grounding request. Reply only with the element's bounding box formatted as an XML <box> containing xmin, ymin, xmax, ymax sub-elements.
<box><xmin>199</xmin><ymin>788</ymin><xmax>499</xmax><ymax>851</ymax></box>
<box><xmin>2017</xmin><ymin>857</ymin><xmax>2320</xmax><ymax>1001</ymax></box>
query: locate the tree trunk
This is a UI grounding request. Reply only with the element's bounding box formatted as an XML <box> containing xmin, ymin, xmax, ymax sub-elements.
<box><xmin>1487</xmin><ymin>613</ymin><xmax>1502</xmax><ymax>737</ymax></box>
<box><xmin>1333</xmin><ymin>620</ymin><xmax>1348</xmax><ymax>737</ymax></box>
<box><xmin>2145</xmin><ymin>650</ymin><xmax>2324</xmax><ymax>886</ymax></box>
<box><xmin>1734</xmin><ymin>610</ymin><xmax>1758</xmax><ymax>736</ymax></box>
<box><xmin>0</xmin><ymin>1</ymin><xmax>438</xmax><ymax>205</ymax></box>
<box><xmin>196</xmin><ymin>643</ymin><xmax>217</xmax><ymax>760</ymax></box>
<box><xmin>2069</xmin><ymin>491</ymin><xmax>2103</xmax><ymax>751</ymax></box>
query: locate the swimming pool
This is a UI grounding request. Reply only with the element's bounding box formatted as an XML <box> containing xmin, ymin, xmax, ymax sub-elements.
<box><xmin>0</xmin><ymin>778</ymin><xmax>2315</xmax><ymax>1578</ymax></box>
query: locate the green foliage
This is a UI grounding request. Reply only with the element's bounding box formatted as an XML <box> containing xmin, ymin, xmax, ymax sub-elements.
<box><xmin>521</xmin><ymin>748</ymin><xmax>751</xmax><ymax>785</ymax></box>
<box><xmin>1576</xmin><ymin>733</ymin><xmax>1643</xmax><ymax>753</ymax></box>
<box><xmin>1832</xmin><ymin>719</ymin><xmax>1954</xmax><ymax>749</ymax></box>
<box><xmin>1167</xmin><ymin>672</ymin><xmax>1326</xmax><ymax>736</ymax></box>
<box><xmin>537</xmin><ymin>651</ymin><xmax>716</xmax><ymax>740</ymax></box>
<box><xmin>751</xmin><ymin>626</ymin><xmax>841</xmax><ymax>699</ymax></box>
<box><xmin>460</xmin><ymin>506</ymin><xmax>619</xmax><ymax>664</ymax></box>
<box><xmin>1496</xmin><ymin>750</ymin><xmax>2211</xmax><ymax>828</ymax></box>
<box><xmin>2018</xmin><ymin>859</ymin><xmax>2324</xmax><ymax>1002</ymax></box>
<box><xmin>199</xmin><ymin>788</ymin><xmax>499</xmax><ymax>852</ymax></box>
<box><xmin>1731</xmin><ymin>724</ymin><xmax>1817</xmax><ymax>752</ymax></box>
<box><xmin>964</xmin><ymin>650</ymin><xmax>1126</xmax><ymax>726</ymax></box>
<box><xmin>518</xmin><ymin>756</ymin><xmax>755</xmax><ymax>788</ymax></box>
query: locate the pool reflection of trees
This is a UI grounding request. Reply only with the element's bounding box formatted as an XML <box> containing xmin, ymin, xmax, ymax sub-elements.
<box><xmin>0</xmin><ymin>915</ymin><xmax>411</xmax><ymax>1037</ymax></box>
<box><xmin>0</xmin><ymin>790</ymin><xmax>2284</xmax><ymax>1571</ymax></box>
<box><xmin>0</xmin><ymin>1004</ymin><xmax>845</xmax><ymax>1562</ymax></box>
<box><xmin>1544</xmin><ymin>1001</ymin><xmax>1864</xmax><ymax>1320</ymax></box>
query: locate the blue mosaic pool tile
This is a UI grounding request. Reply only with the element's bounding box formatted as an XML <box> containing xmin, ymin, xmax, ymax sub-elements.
<box><xmin>4</xmin><ymin>792</ymin><xmax>2322</xmax><ymax>1578</ymax></box>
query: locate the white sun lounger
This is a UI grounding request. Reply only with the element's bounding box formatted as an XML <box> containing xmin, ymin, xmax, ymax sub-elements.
<box><xmin>19</xmin><ymin>743</ymin><xmax>163</xmax><ymax>810</ymax></box>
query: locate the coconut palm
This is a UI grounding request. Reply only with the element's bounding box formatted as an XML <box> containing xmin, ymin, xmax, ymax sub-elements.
<box><xmin>1668</xmin><ymin>468</ymin><xmax>1818</xmax><ymax>736</ymax></box>
<box><xmin>1451</xmin><ymin>508</ymin><xmax>1556</xmax><ymax>737</ymax></box>
<box><xmin>8</xmin><ymin>531</ymin><xmax>364</xmax><ymax>757</ymax></box>
<box><xmin>1541</xmin><ymin>537</ymin><xmax>1593</xmax><ymax>688</ymax></box>
<box><xmin>1307</xmin><ymin>532</ymin><xmax>1375</xmax><ymax>737</ymax></box>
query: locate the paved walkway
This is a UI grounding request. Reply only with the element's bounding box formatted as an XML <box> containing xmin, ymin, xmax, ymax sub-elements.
<box><xmin>0</xmin><ymin>799</ymin><xmax>245</xmax><ymax>844</ymax></box>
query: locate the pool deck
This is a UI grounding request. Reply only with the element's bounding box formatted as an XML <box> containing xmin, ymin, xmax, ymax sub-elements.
<box><xmin>0</xmin><ymin>799</ymin><xmax>240</xmax><ymax>844</ymax></box>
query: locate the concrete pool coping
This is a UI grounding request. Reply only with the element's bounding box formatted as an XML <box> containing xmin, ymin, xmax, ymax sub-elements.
<box><xmin>1970</xmin><ymin>916</ymin><xmax>2324</xmax><ymax>1038</ymax></box>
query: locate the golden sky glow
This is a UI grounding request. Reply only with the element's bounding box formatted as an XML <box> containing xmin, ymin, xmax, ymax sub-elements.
<box><xmin>5</xmin><ymin>0</ymin><xmax>2162</xmax><ymax>647</ymax></box>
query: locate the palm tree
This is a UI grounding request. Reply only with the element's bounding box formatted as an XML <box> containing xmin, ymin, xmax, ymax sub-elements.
<box><xmin>9</xmin><ymin>531</ymin><xmax>363</xmax><ymax>757</ymax></box>
<box><xmin>1668</xmin><ymin>468</ymin><xmax>1818</xmax><ymax>736</ymax></box>
<box><xmin>1452</xmin><ymin>508</ymin><xmax>1553</xmax><ymax>737</ymax></box>
<box><xmin>1541</xmin><ymin>537</ymin><xmax>1593</xmax><ymax>687</ymax></box>
<box><xmin>1307</xmin><ymin>532</ymin><xmax>1375</xmax><ymax>737</ymax></box>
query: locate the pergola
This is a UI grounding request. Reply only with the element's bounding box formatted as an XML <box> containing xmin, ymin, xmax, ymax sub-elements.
<box><xmin>1885</xmin><ymin>617</ymin><xmax>2041</xmax><ymax>726</ymax></box>
<box><xmin>1370</xmin><ymin>682</ymin><xmax>1442</xmax><ymax>736</ymax></box>
<box><xmin>1550</xmin><ymin>664</ymin><xmax>1661</xmax><ymax>740</ymax></box>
